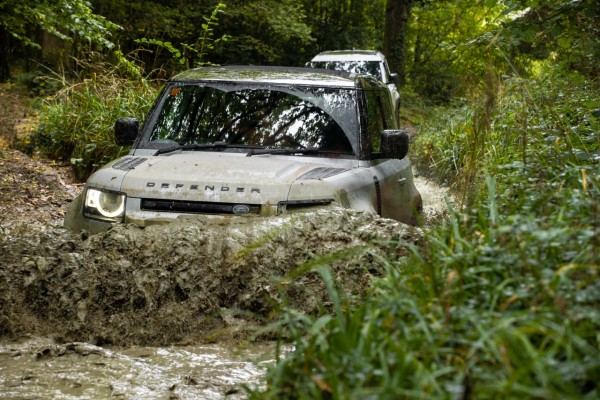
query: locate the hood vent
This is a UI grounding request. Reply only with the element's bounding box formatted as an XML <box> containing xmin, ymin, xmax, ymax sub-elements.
<box><xmin>113</xmin><ymin>157</ymin><xmax>148</xmax><ymax>171</ymax></box>
<box><xmin>297</xmin><ymin>167</ymin><xmax>348</xmax><ymax>180</ymax></box>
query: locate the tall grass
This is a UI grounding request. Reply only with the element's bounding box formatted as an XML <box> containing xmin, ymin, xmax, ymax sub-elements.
<box><xmin>29</xmin><ymin>62</ymin><xmax>158</xmax><ymax>181</ymax></box>
<box><xmin>250</xmin><ymin>64</ymin><xmax>599</xmax><ymax>398</ymax></box>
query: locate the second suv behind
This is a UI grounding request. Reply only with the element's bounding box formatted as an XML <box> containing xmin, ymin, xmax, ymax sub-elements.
<box><xmin>307</xmin><ymin>50</ymin><xmax>400</xmax><ymax>119</ymax></box>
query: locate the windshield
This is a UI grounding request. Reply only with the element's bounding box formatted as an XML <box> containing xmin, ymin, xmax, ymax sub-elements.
<box><xmin>309</xmin><ymin>61</ymin><xmax>383</xmax><ymax>81</ymax></box>
<box><xmin>141</xmin><ymin>83</ymin><xmax>358</xmax><ymax>155</ymax></box>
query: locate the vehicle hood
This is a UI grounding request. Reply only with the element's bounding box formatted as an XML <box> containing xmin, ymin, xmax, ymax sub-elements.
<box><xmin>102</xmin><ymin>153</ymin><xmax>350</xmax><ymax>204</ymax></box>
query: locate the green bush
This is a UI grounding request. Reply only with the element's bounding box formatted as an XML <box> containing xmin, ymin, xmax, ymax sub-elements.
<box><xmin>15</xmin><ymin>69</ymin><xmax>64</xmax><ymax>97</ymax></box>
<box><xmin>30</xmin><ymin>69</ymin><xmax>157</xmax><ymax>181</ymax></box>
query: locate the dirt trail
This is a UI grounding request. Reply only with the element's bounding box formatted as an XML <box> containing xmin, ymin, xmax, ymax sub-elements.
<box><xmin>0</xmin><ymin>337</ymin><xmax>273</xmax><ymax>399</ymax></box>
<box><xmin>0</xmin><ymin>83</ymin><xmax>81</xmax><ymax>223</ymax></box>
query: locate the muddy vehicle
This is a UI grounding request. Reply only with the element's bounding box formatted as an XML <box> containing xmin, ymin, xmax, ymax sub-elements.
<box><xmin>64</xmin><ymin>66</ymin><xmax>422</xmax><ymax>233</ymax></box>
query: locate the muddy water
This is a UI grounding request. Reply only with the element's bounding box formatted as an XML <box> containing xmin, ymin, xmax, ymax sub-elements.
<box><xmin>0</xmin><ymin>179</ymin><xmax>450</xmax><ymax>399</ymax></box>
<box><xmin>0</xmin><ymin>337</ymin><xmax>274</xmax><ymax>399</ymax></box>
<box><xmin>0</xmin><ymin>340</ymin><xmax>268</xmax><ymax>399</ymax></box>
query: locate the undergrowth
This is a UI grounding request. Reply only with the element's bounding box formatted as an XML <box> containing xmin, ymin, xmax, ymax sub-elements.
<box><xmin>250</xmin><ymin>64</ymin><xmax>599</xmax><ymax>398</ymax></box>
<box><xmin>26</xmin><ymin>62</ymin><xmax>157</xmax><ymax>181</ymax></box>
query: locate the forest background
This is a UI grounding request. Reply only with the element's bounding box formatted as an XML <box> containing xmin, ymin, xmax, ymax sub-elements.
<box><xmin>1</xmin><ymin>0</ymin><xmax>599</xmax><ymax>398</ymax></box>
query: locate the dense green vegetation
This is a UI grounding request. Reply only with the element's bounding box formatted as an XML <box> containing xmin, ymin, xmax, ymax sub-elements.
<box><xmin>1</xmin><ymin>0</ymin><xmax>598</xmax><ymax>398</ymax></box>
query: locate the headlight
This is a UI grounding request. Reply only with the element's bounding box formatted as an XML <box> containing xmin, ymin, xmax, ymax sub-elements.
<box><xmin>83</xmin><ymin>188</ymin><xmax>126</xmax><ymax>222</ymax></box>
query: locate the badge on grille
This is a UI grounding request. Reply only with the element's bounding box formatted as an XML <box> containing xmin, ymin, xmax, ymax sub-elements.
<box><xmin>232</xmin><ymin>205</ymin><xmax>251</xmax><ymax>215</ymax></box>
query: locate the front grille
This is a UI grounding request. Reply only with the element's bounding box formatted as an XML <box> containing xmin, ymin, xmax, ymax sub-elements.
<box><xmin>141</xmin><ymin>199</ymin><xmax>260</xmax><ymax>215</ymax></box>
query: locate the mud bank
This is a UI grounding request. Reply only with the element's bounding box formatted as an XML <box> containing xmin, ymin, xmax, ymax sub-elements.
<box><xmin>0</xmin><ymin>208</ymin><xmax>422</xmax><ymax>346</ymax></box>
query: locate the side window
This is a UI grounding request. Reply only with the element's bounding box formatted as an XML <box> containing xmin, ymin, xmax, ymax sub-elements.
<box><xmin>365</xmin><ymin>90</ymin><xmax>386</xmax><ymax>153</ymax></box>
<box><xmin>382</xmin><ymin>60</ymin><xmax>391</xmax><ymax>83</ymax></box>
<box><xmin>380</xmin><ymin>89</ymin><xmax>398</xmax><ymax>129</ymax></box>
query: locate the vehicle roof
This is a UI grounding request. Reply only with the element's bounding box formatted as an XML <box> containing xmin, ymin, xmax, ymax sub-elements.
<box><xmin>310</xmin><ymin>50</ymin><xmax>385</xmax><ymax>62</ymax></box>
<box><xmin>171</xmin><ymin>66</ymin><xmax>358</xmax><ymax>88</ymax></box>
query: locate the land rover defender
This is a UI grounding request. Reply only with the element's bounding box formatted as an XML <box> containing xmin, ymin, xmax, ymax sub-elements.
<box><xmin>64</xmin><ymin>66</ymin><xmax>422</xmax><ymax>233</ymax></box>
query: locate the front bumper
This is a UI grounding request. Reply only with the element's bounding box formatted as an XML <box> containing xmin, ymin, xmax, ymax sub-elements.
<box><xmin>64</xmin><ymin>194</ymin><xmax>283</xmax><ymax>234</ymax></box>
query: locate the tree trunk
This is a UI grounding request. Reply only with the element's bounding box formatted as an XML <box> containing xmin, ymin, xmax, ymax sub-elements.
<box><xmin>384</xmin><ymin>0</ymin><xmax>412</xmax><ymax>85</ymax></box>
<box><xmin>0</xmin><ymin>27</ymin><xmax>11</xmax><ymax>82</ymax></box>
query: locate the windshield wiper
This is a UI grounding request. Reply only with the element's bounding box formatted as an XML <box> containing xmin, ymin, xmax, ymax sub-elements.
<box><xmin>246</xmin><ymin>147</ymin><xmax>321</xmax><ymax>157</ymax></box>
<box><xmin>155</xmin><ymin>142</ymin><xmax>263</xmax><ymax>155</ymax></box>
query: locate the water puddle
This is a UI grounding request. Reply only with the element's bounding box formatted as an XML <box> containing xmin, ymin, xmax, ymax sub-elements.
<box><xmin>0</xmin><ymin>337</ymin><xmax>275</xmax><ymax>399</ymax></box>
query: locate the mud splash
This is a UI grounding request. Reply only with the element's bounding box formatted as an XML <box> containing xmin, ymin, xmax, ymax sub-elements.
<box><xmin>0</xmin><ymin>208</ymin><xmax>421</xmax><ymax>346</ymax></box>
<box><xmin>414</xmin><ymin>173</ymin><xmax>454</xmax><ymax>224</ymax></box>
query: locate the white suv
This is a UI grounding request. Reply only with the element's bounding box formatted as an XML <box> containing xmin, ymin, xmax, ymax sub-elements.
<box><xmin>307</xmin><ymin>50</ymin><xmax>401</xmax><ymax>119</ymax></box>
<box><xmin>64</xmin><ymin>66</ymin><xmax>421</xmax><ymax>233</ymax></box>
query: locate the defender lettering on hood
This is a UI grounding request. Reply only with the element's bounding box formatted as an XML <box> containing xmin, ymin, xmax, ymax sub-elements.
<box><xmin>64</xmin><ymin>66</ymin><xmax>422</xmax><ymax>234</ymax></box>
<box><xmin>144</xmin><ymin>182</ymin><xmax>261</xmax><ymax>193</ymax></box>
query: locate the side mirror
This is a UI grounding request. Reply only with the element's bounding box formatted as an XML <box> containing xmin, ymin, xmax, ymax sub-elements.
<box><xmin>381</xmin><ymin>129</ymin><xmax>409</xmax><ymax>159</ymax></box>
<box><xmin>389</xmin><ymin>73</ymin><xmax>400</xmax><ymax>84</ymax></box>
<box><xmin>114</xmin><ymin>117</ymin><xmax>139</xmax><ymax>146</ymax></box>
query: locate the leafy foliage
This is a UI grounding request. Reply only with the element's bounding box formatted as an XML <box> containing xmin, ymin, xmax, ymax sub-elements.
<box><xmin>402</xmin><ymin>0</ymin><xmax>600</xmax><ymax>103</ymax></box>
<box><xmin>499</xmin><ymin>0</ymin><xmax>600</xmax><ymax>79</ymax></box>
<box><xmin>0</xmin><ymin>0</ymin><xmax>119</xmax><ymax>49</ymax></box>
<box><xmin>302</xmin><ymin>0</ymin><xmax>385</xmax><ymax>54</ymax></box>
<box><xmin>134</xmin><ymin>3</ymin><xmax>230</xmax><ymax>69</ymax></box>
<box><xmin>215</xmin><ymin>0</ymin><xmax>314</xmax><ymax>65</ymax></box>
<box><xmin>88</xmin><ymin>0</ymin><xmax>315</xmax><ymax>71</ymax></box>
